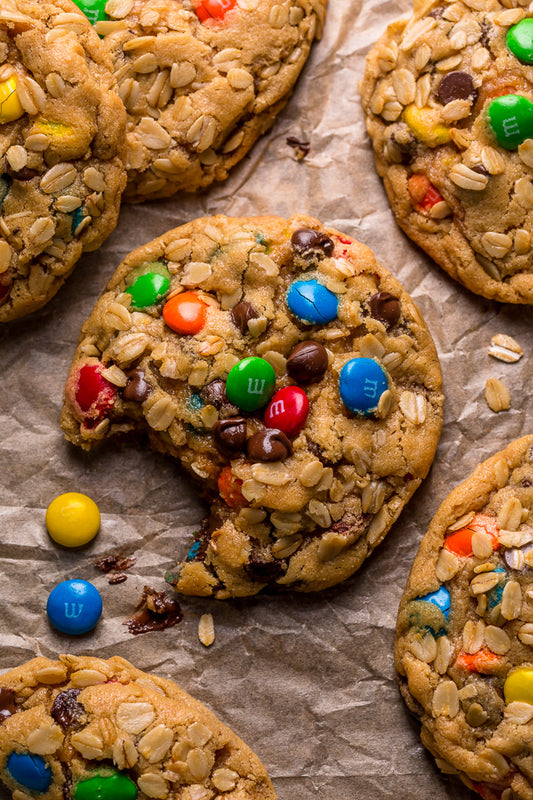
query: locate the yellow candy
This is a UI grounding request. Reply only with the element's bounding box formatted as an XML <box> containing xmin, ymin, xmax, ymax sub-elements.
<box><xmin>46</xmin><ymin>492</ymin><xmax>100</xmax><ymax>548</ymax></box>
<box><xmin>33</xmin><ymin>119</ymin><xmax>73</xmax><ymax>138</ymax></box>
<box><xmin>504</xmin><ymin>669</ymin><xmax>533</xmax><ymax>705</ymax></box>
<box><xmin>0</xmin><ymin>76</ymin><xmax>24</xmax><ymax>124</ymax></box>
<box><xmin>403</xmin><ymin>105</ymin><xmax>452</xmax><ymax>147</ymax></box>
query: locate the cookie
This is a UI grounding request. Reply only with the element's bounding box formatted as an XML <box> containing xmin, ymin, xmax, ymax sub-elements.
<box><xmin>60</xmin><ymin>214</ymin><xmax>444</xmax><ymax>598</ymax></box>
<box><xmin>361</xmin><ymin>0</ymin><xmax>533</xmax><ymax>304</ymax></box>
<box><xmin>90</xmin><ymin>0</ymin><xmax>326</xmax><ymax>202</ymax></box>
<box><xmin>395</xmin><ymin>435</ymin><xmax>533</xmax><ymax>800</ymax></box>
<box><xmin>0</xmin><ymin>654</ymin><xmax>275</xmax><ymax>799</ymax></box>
<box><xmin>0</xmin><ymin>0</ymin><xmax>127</xmax><ymax>323</ymax></box>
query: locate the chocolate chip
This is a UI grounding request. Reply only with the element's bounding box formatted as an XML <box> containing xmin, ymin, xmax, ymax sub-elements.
<box><xmin>213</xmin><ymin>417</ymin><xmax>247</xmax><ymax>457</ymax></box>
<box><xmin>472</xmin><ymin>164</ymin><xmax>489</xmax><ymax>176</ymax></box>
<box><xmin>428</xmin><ymin>6</ymin><xmax>444</xmax><ymax>16</ymax></box>
<box><xmin>230</xmin><ymin>301</ymin><xmax>260</xmax><ymax>335</ymax></box>
<box><xmin>368</xmin><ymin>292</ymin><xmax>401</xmax><ymax>328</ymax></box>
<box><xmin>247</xmin><ymin>429</ymin><xmax>292</xmax><ymax>462</ymax></box>
<box><xmin>51</xmin><ymin>689</ymin><xmax>84</xmax><ymax>730</ymax></box>
<box><xmin>124</xmin><ymin>369</ymin><xmax>151</xmax><ymax>402</ymax></box>
<box><xmin>437</xmin><ymin>71</ymin><xmax>476</xmax><ymax>106</ymax></box>
<box><xmin>6</xmin><ymin>166</ymin><xmax>39</xmax><ymax>181</ymax></box>
<box><xmin>0</xmin><ymin>688</ymin><xmax>16</xmax><ymax>722</ymax></box>
<box><xmin>287</xmin><ymin>341</ymin><xmax>328</xmax><ymax>384</ymax></box>
<box><xmin>125</xmin><ymin>586</ymin><xmax>183</xmax><ymax>635</ymax></box>
<box><xmin>246</xmin><ymin>555</ymin><xmax>285</xmax><ymax>582</ymax></box>
<box><xmin>291</xmin><ymin>228</ymin><xmax>334</xmax><ymax>259</ymax></box>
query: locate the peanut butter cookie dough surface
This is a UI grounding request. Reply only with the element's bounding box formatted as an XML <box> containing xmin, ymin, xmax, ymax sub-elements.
<box><xmin>61</xmin><ymin>214</ymin><xmax>443</xmax><ymax>598</ymax></box>
<box><xmin>93</xmin><ymin>0</ymin><xmax>326</xmax><ymax>202</ymax></box>
<box><xmin>361</xmin><ymin>0</ymin><xmax>533</xmax><ymax>304</ymax></box>
<box><xmin>0</xmin><ymin>0</ymin><xmax>127</xmax><ymax>323</ymax></box>
<box><xmin>395</xmin><ymin>435</ymin><xmax>533</xmax><ymax>800</ymax></box>
<box><xmin>0</xmin><ymin>654</ymin><xmax>275</xmax><ymax>800</ymax></box>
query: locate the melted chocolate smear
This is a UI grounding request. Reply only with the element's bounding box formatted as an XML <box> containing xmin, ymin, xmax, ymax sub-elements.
<box><xmin>0</xmin><ymin>688</ymin><xmax>16</xmax><ymax>722</ymax></box>
<box><xmin>125</xmin><ymin>586</ymin><xmax>183</xmax><ymax>635</ymax></box>
<box><xmin>286</xmin><ymin>136</ymin><xmax>311</xmax><ymax>160</ymax></box>
<box><xmin>246</xmin><ymin>554</ymin><xmax>285</xmax><ymax>583</ymax></box>
<box><xmin>94</xmin><ymin>551</ymin><xmax>136</xmax><ymax>584</ymax></box>
<box><xmin>51</xmin><ymin>689</ymin><xmax>84</xmax><ymax>730</ymax></box>
<box><xmin>109</xmin><ymin>573</ymin><xmax>128</xmax><ymax>585</ymax></box>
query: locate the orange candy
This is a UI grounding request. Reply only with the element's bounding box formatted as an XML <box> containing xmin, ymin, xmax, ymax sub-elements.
<box><xmin>455</xmin><ymin>648</ymin><xmax>501</xmax><ymax>674</ymax></box>
<box><xmin>218</xmin><ymin>466</ymin><xmax>247</xmax><ymax>509</ymax></box>
<box><xmin>163</xmin><ymin>291</ymin><xmax>207</xmax><ymax>335</ymax></box>
<box><xmin>443</xmin><ymin>513</ymin><xmax>500</xmax><ymax>557</ymax></box>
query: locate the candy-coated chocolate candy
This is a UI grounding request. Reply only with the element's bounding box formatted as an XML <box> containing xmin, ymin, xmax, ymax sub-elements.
<box><xmin>488</xmin><ymin>95</ymin><xmax>533</xmax><ymax>149</ymax></box>
<box><xmin>186</xmin><ymin>540</ymin><xmax>202</xmax><ymax>561</ymax></box>
<box><xmin>264</xmin><ymin>387</ymin><xmax>309</xmax><ymax>438</ymax></box>
<box><xmin>7</xmin><ymin>752</ymin><xmax>52</xmax><ymax>792</ymax></box>
<box><xmin>74</xmin><ymin>364</ymin><xmax>117</xmax><ymax>423</ymax></box>
<box><xmin>455</xmin><ymin>648</ymin><xmax>501</xmax><ymax>674</ymax></box>
<box><xmin>369</xmin><ymin>292</ymin><xmax>401</xmax><ymax>328</ymax></box>
<box><xmin>339</xmin><ymin>357</ymin><xmax>388</xmax><ymax>415</ymax></box>
<box><xmin>72</xmin><ymin>0</ymin><xmax>107</xmax><ymax>24</ymax></box>
<box><xmin>417</xmin><ymin>585</ymin><xmax>450</xmax><ymax>620</ymax></box>
<box><xmin>286</xmin><ymin>279</ymin><xmax>338</xmax><ymax>325</ymax></box>
<box><xmin>487</xmin><ymin>565</ymin><xmax>506</xmax><ymax>610</ymax></box>
<box><xmin>47</xmin><ymin>579</ymin><xmax>103</xmax><ymax>635</ymax></box>
<box><xmin>247</xmin><ymin>429</ymin><xmax>292</xmax><ymax>462</ymax></box>
<box><xmin>225</xmin><ymin>357</ymin><xmax>276</xmax><ymax>412</ymax></box>
<box><xmin>196</xmin><ymin>0</ymin><xmax>236</xmax><ymax>21</ymax></box>
<box><xmin>443</xmin><ymin>513</ymin><xmax>499</xmax><ymax>557</ymax></box>
<box><xmin>286</xmin><ymin>341</ymin><xmax>328</xmax><ymax>384</ymax></box>
<box><xmin>504</xmin><ymin>668</ymin><xmax>533</xmax><ymax>705</ymax></box>
<box><xmin>291</xmin><ymin>228</ymin><xmax>334</xmax><ymax>259</ymax></box>
<box><xmin>0</xmin><ymin>77</ymin><xmax>24</xmax><ymax>124</ymax></box>
<box><xmin>127</xmin><ymin>272</ymin><xmax>170</xmax><ymax>309</ymax></box>
<box><xmin>507</xmin><ymin>19</ymin><xmax>533</xmax><ymax>64</ymax></box>
<box><xmin>217</xmin><ymin>466</ymin><xmax>246</xmax><ymax>508</ymax></box>
<box><xmin>163</xmin><ymin>291</ymin><xmax>207</xmax><ymax>334</ymax></box>
<box><xmin>403</xmin><ymin>105</ymin><xmax>451</xmax><ymax>146</ymax></box>
<box><xmin>46</xmin><ymin>492</ymin><xmax>100</xmax><ymax>548</ymax></box>
<box><xmin>75</xmin><ymin>772</ymin><xmax>138</xmax><ymax>800</ymax></box>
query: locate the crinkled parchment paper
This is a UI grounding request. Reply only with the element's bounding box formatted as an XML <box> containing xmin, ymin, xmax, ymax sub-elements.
<box><xmin>2</xmin><ymin>1</ymin><xmax>533</xmax><ymax>798</ymax></box>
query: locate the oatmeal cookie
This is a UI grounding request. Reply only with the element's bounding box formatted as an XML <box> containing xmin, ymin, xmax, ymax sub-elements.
<box><xmin>61</xmin><ymin>214</ymin><xmax>443</xmax><ymax>598</ymax></box>
<box><xmin>361</xmin><ymin>0</ymin><xmax>533</xmax><ymax>304</ymax></box>
<box><xmin>0</xmin><ymin>654</ymin><xmax>275</xmax><ymax>799</ymax></box>
<box><xmin>0</xmin><ymin>0</ymin><xmax>126</xmax><ymax>323</ymax></box>
<box><xmin>90</xmin><ymin>0</ymin><xmax>326</xmax><ymax>202</ymax></box>
<box><xmin>395</xmin><ymin>435</ymin><xmax>533</xmax><ymax>800</ymax></box>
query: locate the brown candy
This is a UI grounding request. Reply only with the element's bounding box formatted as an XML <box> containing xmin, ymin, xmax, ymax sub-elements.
<box><xmin>291</xmin><ymin>227</ymin><xmax>334</xmax><ymax>259</ymax></box>
<box><xmin>0</xmin><ymin>688</ymin><xmax>16</xmax><ymax>722</ymax></box>
<box><xmin>368</xmin><ymin>292</ymin><xmax>401</xmax><ymax>328</ymax></box>
<box><xmin>247</xmin><ymin>428</ymin><xmax>292</xmax><ymax>462</ymax></box>
<box><xmin>231</xmin><ymin>301</ymin><xmax>260</xmax><ymax>335</ymax></box>
<box><xmin>51</xmin><ymin>689</ymin><xmax>85</xmax><ymax>730</ymax></box>
<box><xmin>124</xmin><ymin>369</ymin><xmax>151</xmax><ymax>402</ymax></box>
<box><xmin>287</xmin><ymin>341</ymin><xmax>328</xmax><ymax>384</ymax></box>
<box><xmin>437</xmin><ymin>71</ymin><xmax>476</xmax><ymax>105</ymax></box>
<box><xmin>213</xmin><ymin>417</ymin><xmax>247</xmax><ymax>456</ymax></box>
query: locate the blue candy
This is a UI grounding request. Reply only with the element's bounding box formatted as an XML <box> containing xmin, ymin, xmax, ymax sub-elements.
<box><xmin>46</xmin><ymin>579</ymin><xmax>103</xmax><ymax>635</ymax></box>
<box><xmin>339</xmin><ymin>358</ymin><xmax>388</xmax><ymax>415</ymax></box>
<box><xmin>7</xmin><ymin>752</ymin><xmax>52</xmax><ymax>793</ymax></box>
<box><xmin>186</xmin><ymin>540</ymin><xmax>202</xmax><ymax>561</ymax></box>
<box><xmin>487</xmin><ymin>565</ymin><xmax>507</xmax><ymax>609</ymax></box>
<box><xmin>286</xmin><ymin>279</ymin><xmax>338</xmax><ymax>324</ymax></box>
<box><xmin>418</xmin><ymin>586</ymin><xmax>451</xmax><ymax>621</ymax></box>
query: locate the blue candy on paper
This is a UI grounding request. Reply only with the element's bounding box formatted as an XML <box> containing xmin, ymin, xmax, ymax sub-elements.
<box><xmin>47</xmin><ymin>579</ymin><xmax>103</xmax><ymax>635</ymax></box>
<box><xmin>339</xmin><ymin>357</ymin><xmax>388</xmax><ymax>415</ymax></box>
<box><xmin>7</xmin><ymin>753</ymin><xmax>52</xmax><ymax>793</ymax></box>
<box><xmin>286</xmin><ymin>279</ymin><xmax>338</xmax><ymax>324</ymax></box>
<box><xmin>418</xmin><ymin>586</ymin><xmax>451</xmax><ymax>621</ymax></box>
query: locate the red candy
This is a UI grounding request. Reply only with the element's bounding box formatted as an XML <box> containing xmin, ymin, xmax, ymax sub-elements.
<box><xmin>264</xmin><ymin>387</ymin><xmax>309</xmax><ymax>438</ymax></box>
<box><xmin>407</xmin><ymin>174</ymin><xmax>445</xmax><ymax>214</ymax></box>
<box><xmin>454</xmin><ymin>648</ymin><xmax>501</xmax><ymax>674</ymax></box>
<box><xmin>195</xmin><ymin>0</ymin><xmax>236</xmax><ymax>21</ymax></box>
<box><xmin>444</xmin><ymin>513</ymin><xmax>499</xmax><ymax>558</ymax></box>
<box><xmin>472</xmin><ymin>783</ymin><xmax>507</xmax><ymax>800</ymax></box>
<box><xmin>218</xmin><ymin>466</ymin><xmax>247</xmax><ymax>509</ymax></box>
<box><xmin>74</xmin><ymin>364</ymin><xmax>116</xmax><ymax>424</ymax></box>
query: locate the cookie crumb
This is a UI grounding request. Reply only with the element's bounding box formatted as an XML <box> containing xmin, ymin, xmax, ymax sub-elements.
<box><xmin>485</xmin><ymin>377</ymin><xmax>511</xmax><ymax>412</ymax></box>
<box><xmin>286</xmin><ymin>136</ymin><xmax>310</xmax><ymax>160</ymax></box>
<box><xmin>488</xmin><ymin>334</ymin><xmax>523</xmax><ymax>363</ymax></box>
<box><xmin>198</xmin><ymin>613</ymin><xmax>215</xmax><ymax>647</ymax></box>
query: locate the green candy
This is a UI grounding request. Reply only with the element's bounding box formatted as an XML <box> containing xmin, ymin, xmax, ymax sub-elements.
<box><xmin>488</xmin><ymin>94</ymin><xmax>533</xmax><ymax>149</ymax></box>
<box><xmin>507</xmin><ymin>19</ymin><xmax>533</xmax><ymax>64</ymax></box>
<box><xmin>75</xmin><ymin>773</ymin><xmax>137</xmax><ymax>800</ymax></box>
<box><xmin>126</xmin><ymin>262</ymin><xmax>170</xmax><ymax>309</ymax></box>
<box><xmin>72</xmin><ymin>0</ymin><xmax>107</xmax><ymax>23</ymax></box>
<box><xmin>226</xmin><ymin>357</ymin><xmax>276</xmax><ymax>412</ymax></box>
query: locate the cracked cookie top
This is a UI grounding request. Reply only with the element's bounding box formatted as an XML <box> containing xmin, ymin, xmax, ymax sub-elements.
<box><xmin>93</xmin><ymin>0</ymin><xmax>326</xmax><ymax>202</ymax></box>
<box><xmin>61</xmin><ymin>214</ymin><xmax>443</xmax><ymax>597</ymax></box>
<box><xmin>395</xmin><ymin>435</ymin><xmax>533</xmax><ymax>800</ymax></box>
<box><xmin>0</xmin><ymin>654</ymin><xmax>275</xmax><ymax>800</ymax></box>
<box><xmin>0</xmin><ymin>0</ymin><xmax>126</xmax><ymax>323</ymax></box>
<box><xmin>361</xmin><ymin>0</ymin><xmax>533</xmax><ymax>304</ymax></box>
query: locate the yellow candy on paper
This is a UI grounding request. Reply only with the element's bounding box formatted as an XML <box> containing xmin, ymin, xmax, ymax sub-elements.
<box><xmin>403</xmin><ymin>105</ymin><xmax>452</xmax><ymax>147</ymax></box>
<box><xmin>504</xmin><ymin>668</ymin><xmax>533</xmax><ymax>705</ymax></box>
<box><xmin>46</xmin><ymin>492</ymin><xmax>100</xmax><ymax>548</ymax></box>
<box><xmin>0</xmin><ymin>76</ymin><xmax>24</xmax><ymax>124</ymax></box>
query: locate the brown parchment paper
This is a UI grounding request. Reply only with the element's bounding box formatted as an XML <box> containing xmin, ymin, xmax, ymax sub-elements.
<box><xmin>2</xmin><ymin>1</ymin><xmax>533</xmax><ymax>798</ymax></box>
